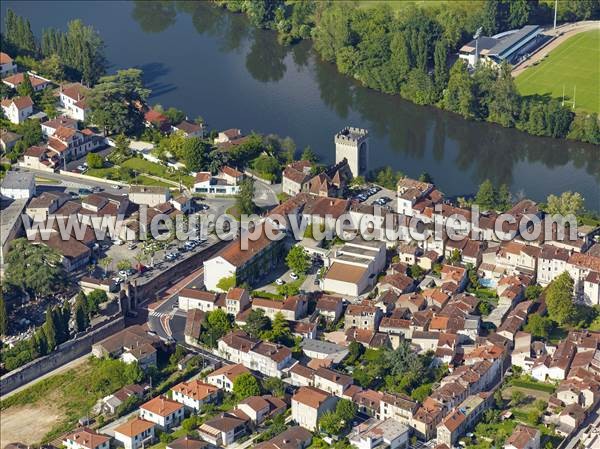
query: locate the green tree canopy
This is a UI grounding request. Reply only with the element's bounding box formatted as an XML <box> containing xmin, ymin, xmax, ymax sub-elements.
<box><xmin>285</xmin><ymin>246</ymin><xmax>310</xmax><ymax>275</ymax></box>
<box><xmin>545</xmin><ymin>272</ymin><xmax>576</xmax><ymax>326</ymax></box>
<box><xmin>233</xmin><ymin>372</ymin><xmax>261</xmax><ymax>399</ymax></box>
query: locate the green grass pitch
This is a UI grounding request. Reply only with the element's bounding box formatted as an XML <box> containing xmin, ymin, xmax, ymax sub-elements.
<box><xmin>516</xmin><ymin>29</ymin><xmax>600</xmax><ymax>114</ymax></box>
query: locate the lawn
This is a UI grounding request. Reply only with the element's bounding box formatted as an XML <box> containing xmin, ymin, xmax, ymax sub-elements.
<box><xmin>510</xmin><ymin>379</ymin><xmax>556</xmax><ymax>394</ymax></box>
<box><xmin>87</xmin><ymin>157</ymin><xmax>194</xmax><ymax>187</ymax></box>
<box><xmin>516</xmin><ymin>29</ymin><xmax>600</xmax><ymax>113</ymax></box>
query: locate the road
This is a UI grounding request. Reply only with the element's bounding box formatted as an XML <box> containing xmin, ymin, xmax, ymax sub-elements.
<box><xmin>19</xmin><ymin>166</ymin><xmax>128</xmax><ymax>194</ymax></box>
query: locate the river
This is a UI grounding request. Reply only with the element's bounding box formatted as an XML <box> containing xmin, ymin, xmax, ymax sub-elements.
<box><xmin>2</xmin><ymin>0</ymin><xmax>599</xmax><ymax>209</ymax></box>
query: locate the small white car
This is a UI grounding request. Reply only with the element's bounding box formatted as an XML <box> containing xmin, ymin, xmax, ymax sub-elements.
<box><xmin>275</xmin><ymin>278</ymin><xmax>285</xmax><ymax>286</ymax></box>
<box><xmin>111</xmin><ymin>184</ymin><xmax>120</xmax><ymax>189</ymax></box>
<box><xmin>290</xmin><ymin>272</ymin><xmax>299</xmax><ymax>280</ymax></box>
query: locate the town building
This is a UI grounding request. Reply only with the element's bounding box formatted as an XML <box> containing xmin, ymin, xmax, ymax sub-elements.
<box><xmin>139</xmin><ymin>395</ymin><xmax>185</xmax><ymax>431</ymax></box>
<box><xmin>2</xmin><ymin>72</ymin><xmax>50</xmax><ymax>91</ymax></box>
<box><xmin>172</xmin><ymin>120</ymin><xmax>204</xmax><ymax>138</ymax></box>
<box><xmin>1</xmin><ymin>95</ymin><xmax>33</xmax><ymax>124</ymax></box>
<box><xmin>203</xmin><ymin>222</ymin><xmax>284</xmax><ymax>292</ymax></box>
<box><xmin>206</xmin><ymin>363</ymin><xmax>251</xmax><ymax>392</ymax></box>
<box><xmin>198</xmin><ymin>412</ymin><xmax>249</xmax><ymax>447</ymax></box>
<box><xmin>58</xmin><ymin>82</ymin><xmax>90</xmax><ymax>121</ymax></box>
<box><xmin>253</xmin><ymin>426</ymin><xmax>312</xmax><ymax>449</ymax></box>
<box><xmin>113</xmin><ymin>418</ymin><xmax>155</xmax><ymax>449</ymax></box>
<box><xmin>171</xmin><ymin>379</ymin><xmax>220</xmax><ymax>411</ymax></box>
<box><xmin>236</xmin><ymin>395</ymin><xmax>286</xmax><ymax>425</ymax></box>
<box><xmin>63</xmin><ymin>428</ymin><xmax>110</xmax><ymax>449</ymax></box>
<box><xmin>504</xmin><ymin>424</ymin><xmax>541</xmax><ymax>449</ymax></box>
<box><xmin>291</xmin><ymin>386</ymin><xmax>338</xmax><ymax>431</ymax></box>
<box><xmin>128</xmin><ymin>185</ymin><xmax>171</xmax><ymax>207</ymax></box>
<box><xmin>0</xmin><ymin>52</ymin><xmax>17</xmax><ymax>76</ymax></box>
<box><xmin>0</xmin><ymin>171</ymin><xmax>35</xmax><ymax>200</ymax></box>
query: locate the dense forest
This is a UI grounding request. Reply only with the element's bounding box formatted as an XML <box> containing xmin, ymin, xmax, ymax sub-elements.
<box><xmin>214</xmin><ymin>0</ymin><xmax>600</xmax><ymax>144</ymax></box>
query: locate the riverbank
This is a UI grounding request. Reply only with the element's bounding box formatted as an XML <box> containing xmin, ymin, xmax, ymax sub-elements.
<box><xmin>212</xmin><ymin>1</ymin><xmax>599</xmax><ymax>145</ymax></box>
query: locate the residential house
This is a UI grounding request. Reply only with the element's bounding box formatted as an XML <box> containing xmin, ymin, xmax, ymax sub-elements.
<box><xmin>144</xmin><ymin>109</ymin><xmax>170</xmax><ymax>131</ymax></box>
<box><xmin>300</xmin><ymin>339</ymin><xmax>349</xmax><ymax>364</ymax></box>
<box><xmin>344</xmin><ymin>300</ymin><xmax>383</xmax><ymax>331</ymax></box>
<box><xmin>504</xmin><ymin>425</ymin><xmax>540</xmax><ymax>449</ymax></box>
<box><xmin>1</xmin><ymin>96</ymin><xmax>33</xmax><ymax>124</ymax></box>
<box><xmin>113</xmin><ymin>418</ymin><xmax>155</xmax><ymax>449</ymax></box>
<box><xmin>225</xmin><ymin>287</ymin><xmax>250</xmax><ymax>316</ymax></box>
<box><xmin>139</xmin><ymin>395</ymin><xmax>185</xmax><ymax>431</ymax></box>
<box><xmin>206</xmin><ymin>363</ymin><xmax>251</xmax><ymax>392</ymax></box>
<box><xmin>282</xmin><ymin>160</ymin><xmax>313</xmax><ymax>195</ymax></box>
<box><xmin>236</xmin><ymin>395</ymin><xmax>286</xmax><ymax>425</ymax></box>
<box><xmin>215</xmin><ymin>128</ymin><xmax>242</xmax><ymax>143</ymax></box>
<box><xmin>41</xmin><ymin>115</ymin><xmax>78</xmax><ymax>137</ymax></box>
<box><xmin>313</xmin><ymin>367</ymin><xmax>353</xmax><ymax>397</ymax></box>
<box><xmin>178</xmin><ymin>289</ymin><xmax>221</xmax><ymax>312</ymax></box>
<box><xmin>0</xmin><ymin>52</ymin><xmax>17</xmax><ymax>76</ymax></box>
<box><xmin>253</xmin><ymin>426</ymin><xmax>312</xmax><ymax>449</ymax></box>
<box><xmin>171</xmin><ymin>380</ymin><xmax>220</xmax><ymax>412</ymax></box>
<box><xmin>63</xmin><ymin>428</ymin><xmax>110</xmax><ymax>449</ymax></box>
<box><xmin>198</xmin><ymin>412</ymin><xmax>249</xmax><ymax>447</ymax></box>
<box><xmin>91</xmin><ymin>326</ymin><xmax>161</xmax><ymax>370</ymax></box>
<box><xmin>251</xmin><ymin>295</ymin><xmax>307</xmax><ymax>321</ymax></box>
<box><xmin>379</xmin><ymin>393</ymin><xmax>418</xmax><ymax>427</ymax></box>
<box><xmin>2</xmin><ymin>72</ymin><xmax>50</xmax><ymax>91</ymax></box>
<box><xmin>558</xmin><ymin>403</ymin><xmax>586</xmax><ymax>436</ymax></box>
<box><xmin>396</xmin><ymin>177</ymin><xmax>434</xmax><ymax>216</ymax></box>
<box><xmin>58</xmin><ymin>82</ymin><xmax>90</xmax><ymax>121</ymax></box>
<box><xmin>316</xmin><ymin>294</ymin><xmax>344</xmax><ymax>322</ymax></box>
<box><xmin>194</xmin><ymin>171</ymin><xmax>240</xmax><ymax>195</ymax></box>
<box><xmin>172</xmin><ymin>120</ymin><xmax>204</xmax><ymax>138</ymax></box>
<box><xmin>166</xmin><ymin>437</ymin><xmax>209</xmax><ymax>449</ymax></box>
<box><xmin>289</xmin><ymin>363</ymin><xmax>316</xmax><ymax>387</ymax></box>
<box><xmin>217</xmin><ymin>330</ymin><xmax>292</xmax><ymax>378</ymax></box>
<box><xmin>291</xmin><ymin>386</ymin><xmax>338</xmax><ymax>431</ymax></box>
<box><xmin>0</xmin><ymin>129</ymin><xmax>21</xmax><ymax>151</ymax></box>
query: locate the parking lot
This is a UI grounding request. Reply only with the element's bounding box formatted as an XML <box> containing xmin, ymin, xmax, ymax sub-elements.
<box><xmin>349</xmin><ymin>184</ymin><xmax>397</xmax><ymax>211</ymax></box>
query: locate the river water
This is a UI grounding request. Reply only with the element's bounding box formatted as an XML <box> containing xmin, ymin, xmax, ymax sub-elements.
<box><xmin>3</xmin><ymin>1</ymin><xmax>599</xmax><ymax>209</ymax></box>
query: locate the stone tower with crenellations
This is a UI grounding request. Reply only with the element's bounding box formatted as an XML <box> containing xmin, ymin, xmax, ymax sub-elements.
<box><xmin>334</xmin><ymin>126</ymin><xmax>369</xmax><ymax>178</ymax></box>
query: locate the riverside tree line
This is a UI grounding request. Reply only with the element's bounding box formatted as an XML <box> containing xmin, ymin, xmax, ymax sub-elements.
<box><xmin>215</xmin><ymin>0</ymin><xmax>600</xmax><ymax>144</ymax></box>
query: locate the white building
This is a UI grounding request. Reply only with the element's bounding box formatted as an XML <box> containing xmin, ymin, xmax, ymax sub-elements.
<box><xmin>0</xmin><ymin>52</ymin><xmax>17</xmax><ymax>77</ymax></box>
<box><xmin>178</xmin><ymin>288</ymin><xmax>221</xmax><ymax>312</ymax></box>
<box><xmin>291</xmin><ymin>386</ymin><xmax>338</xmax><ymax>431</ymax></box>
<box><xmin>193</xmin><ymin>171</ymin><xmax>240</xmax><ymax>195</ymax></box>
<box><xmin>1</xmin><ymin>96</ymin><xmax>33</xmax><ymax>124</ymax></box>
<box><xmin>139</xmin><ymin>395</ymin><xmax>185</xmax><ymax>431</ymax></box>
<box><xmin>113</xmin><ymin>418</ymin><xmax>155</xmax><ymax>449</ymax></box>
<box><xmin>128</xmin><ymin>185</ymin><xmax>171</xmax><ymax>207</ymax></box>
<box><xmin>171</xmin><ymin>379</ymin><xmax>220</xmax><ymax>412</ymax></box>
<box><xmin>58</xmin><ymin>82</ymin><xmax>90</xmax><ymax>121</ymax></box>
<box><xmin>0</xmin><ymin>171</ymin><xmax>35</xmax><ymax>200</ymax></box>
<box><xmin>205</xmin><ymin>363</ymin><xmax>251</xmax><ymax>392</ymax></box>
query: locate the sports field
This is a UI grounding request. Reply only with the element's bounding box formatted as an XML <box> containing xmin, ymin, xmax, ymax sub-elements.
<box><xmin>516</xmin><ymin>29</ymin><xmax>600</xmax><ymax>113</ymax></box>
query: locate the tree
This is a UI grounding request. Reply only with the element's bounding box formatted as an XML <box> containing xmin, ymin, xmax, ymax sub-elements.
<box><xmin>545</xmin><ymin>272</ymin><xmax>576</xmax><ymax>326</ymax></box>
<box><xmin>525</xmin><ymin>285</ymin><xmax>543</xmax><ymax>301</ymax></box>
<box><xmin>87</xmin><ymin>289</ymin><xmax>108</xmax><ymax>316</ymax></box>
<box><xmin>319</xmin><ymin>411</ymin><xmax>344</xmax><ymax>435</ymax></box>
<box><xmin>235</xmin><ymin>178</ymin><xmax>256</xmax><ymax>215</ymax></box>
<box><xmin>182</xmin><ymin>137</ymin><xmax>211</xmax><ymax>172</ymax></box>
<box><xmin>497</xmin><ymin>184</ymin><xmax>512</xmax><ymax>211</ymax></box>
<box><xmin>4</xmin><ymin>239</ymin><xmax>64</xmax><ymax>298</ymax></box>
<box><xmin>345</xmin><ymin>341</ymin><xmax>364</xmax><ymax>365</ymax></box>
<box><xmin>546</xmin><ymin>191</ymin><xmax>584</xmax><ymax>217</ymax></box>
<box><xmin>206</xmin><ymin>309</ymin><xmax>232</xmax><ymax>336</ymax></box>
<box><xmin>418</xmin><ymin>172</ymin><xmax>433</xmax><ymax>184</ymax></box>
<box><xmin>433</xmin><ymin>40</ymin><xmax>448</xmax><ymax>92</ymax></box>
<box><xmin>511</xmin><ymin>390</ymin><xmax>525</xmax><ymax>406</ymax></box>
<box><xmin>117</xmin><ymin>259</ymin><xmax>132</xmax><ymax>271</ymax></box>
<box><xmin>244</xmin><ymin>309</ymin><xmax>271</xmax><ymax>339</ymax></box>
<box><xmin>43</xmin><ymin>306</ymin><xmax>57</xmax><ymax>351</ymax></box>
<box><xmin>475</xmin><ymin>179</ymin><xmax>496</xmax><ymax>211</ymax></box>
<box><xmin>88</xmin><ymin>68</ymin><xmax>150</xmax><ymax>135</ymax></box>
<box><xmin>488</xmin><ymin>62</ymin><xmax>520</xmax><ymax>128</ymax></box>
<box><xmin>375</xmin><ymin>167</ymin><xmax>402</xmax><ymax>190</ymax></box>
<box><xmin>74</xmin><ymin>293</ymin><xmax>90</xmax><ymax>332</ymax></box>
<box><xmin>233</xmin><ymin>372</ymin><xmax>261</xmax><ymax>399</ymax></box>
<box><xmin>216</xmin><ymin>275</ymin><xmax>236</xmax><ymax>292</ymax></box>
<box><xmin>100</xmin><ymin>257</ymin><xmax>112</xmax><ymax>278</ymax></box>
<box><xmin>17</xmin><ymin>72</ymin><xmax>34</xmax><ymax>97</ymax></box>
<box><xmin>408</xmin><ymin>264</ymin><xmax>424</xmax><ymax>280</ymax></box>
<box><xmin>411</xmin><ymin>383</ymin><xmax>432</xmax><ymax>402</ymax></box>
<box><xmin>300</xmin><ymin>146</ymin><xmax>318</xmax><ymax>162</ymax></box>
<box><xmin>252</xmin><ymin>154</ymin><xmax>280</xmax><ymax>181</ymax></box>
<box><xmin>0</xmin><ymin>294</ymin><xmax>8</xmax><ymax>336</ymax></box>
<box><xmin>267</xmin><ymin>312</ymin><xmax>291</xmax><ymax>345</ymax></box>
<box><xmin>262</xmin><ymin>377</ymin><xmax>285</xmax><ymax>398</ymax></box>
<box><xmin>335</xmin><ymin>399</ymin><xmax>357</xmax><ymax>424</ymax></box>
<box><xmin>285</xmin><ymin>246</ymin><xmax>310</xmax><ymax>275</ymax></box>
<box><xmin>86</xmin><ymin>152</ymin><xmax>104</xmax><ymax>169</ymax></box>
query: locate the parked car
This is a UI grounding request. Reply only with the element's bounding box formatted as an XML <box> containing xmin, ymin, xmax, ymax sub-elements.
<box><xmin>275</xmin><ymin>278</ymin><xmax>285</xmax><ymax>285</ymax></box>
<box><xmin>127</xmin><ymin>243</ymin><xmax>137</xmax><ymax>250</ymax></box>
<box><xmin>118</xmin><ymin>270</ymin><xmax>128</xmax><ymax>277</ymax></box>
<box><xmin>78</xmin><ymin>188</ymin><xmax>93</xmax><ymax>195</ymax></box>
<box><xmin>290</xmin><ymin>272</ymin><xmax>299</xmax><ymax>280</ymax></box>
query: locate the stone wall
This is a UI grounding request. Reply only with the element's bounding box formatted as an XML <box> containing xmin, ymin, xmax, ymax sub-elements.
<box><xmin>0</xmin><ymin>315</ymin><xmax>125</xmax><ymax>395</ymax></box>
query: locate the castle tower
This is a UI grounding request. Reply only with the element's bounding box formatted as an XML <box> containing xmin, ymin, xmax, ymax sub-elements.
<box><xmin>334</xmin><ymin>127</ymin><xmax>369</xmax><ymax>177</ymax></box>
